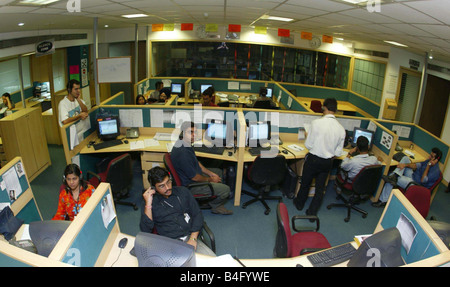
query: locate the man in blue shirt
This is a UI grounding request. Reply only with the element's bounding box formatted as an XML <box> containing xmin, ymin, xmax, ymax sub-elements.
<box><xmin>170</xmin><ymin>121</ymin><xmax>232</xmax><ymax>215</ymax></box>
<box><xmin>373</xmin><ymin>147</ymin><xmax>442</xmax><ymax>207</ymax></box>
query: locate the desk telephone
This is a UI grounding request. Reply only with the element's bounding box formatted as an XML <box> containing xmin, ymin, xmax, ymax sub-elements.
<box><xmin>126</xmin><ymin>128</ymin><xmax>140</xmax><ymax>139</ymax></box>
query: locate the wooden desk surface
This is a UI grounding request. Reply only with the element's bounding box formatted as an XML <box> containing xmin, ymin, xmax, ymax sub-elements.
<box><xmin>390</xmin><ymin>141</ymin><xmax>429</xmax><ymax>166</ymax></box>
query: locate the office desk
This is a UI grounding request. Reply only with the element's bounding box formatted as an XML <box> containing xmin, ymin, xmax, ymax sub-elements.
<box><xmin>390</xmin><ymin>141</ymin><xmax>429</xmax><ymax>165</ymax></box>
<box><xmin>298</xmin><ymin>97</ymin><xmax>374</xmax><ymax>117</ymax></box>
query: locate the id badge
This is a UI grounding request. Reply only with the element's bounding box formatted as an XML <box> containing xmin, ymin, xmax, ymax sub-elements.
<box><xmin>184</xmin><ymin>213</ymin><xmax>190</xmax><ymax>223</ymax></box>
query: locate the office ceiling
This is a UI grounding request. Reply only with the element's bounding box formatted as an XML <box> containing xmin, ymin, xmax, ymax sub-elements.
<box><xmin>0</xmin><ymin>0</ymin><xmax>449</xmax><ymax>62</ymax></box>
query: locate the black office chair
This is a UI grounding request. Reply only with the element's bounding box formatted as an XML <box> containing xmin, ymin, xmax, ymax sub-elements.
<box><xmin>327</xmin><ymin>165</ymin><xmax>383</xmax><ymax>222</ymax></box>
<box><xmin>87</xmin><ymin>153</ymin><xmax>138</xmax><ymax>210</ymax></box>
<box><xmin>253</xmin><ymin>100</ymin><xmax>272</xmax><ymax>109</ymax></box>
<box><xmin>217</xmin><ymin>101</ymin><xmax>230</xmax><ymax>107</ymax></box>
<box><xmin>242</xmin><ymin>155</ymin><xmax>287</xmax><ymax>215</ymax></box>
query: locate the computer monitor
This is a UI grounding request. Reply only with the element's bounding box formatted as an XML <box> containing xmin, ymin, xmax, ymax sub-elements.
<box><xmin>171</xmin><ymin>83</ymin><xmax>182</xmax><ymax>94</ymax></box>
<box><xmin>347</xmin><ymin>227</ymin><xmax>404</xmax><ymax>267</ymax></box>
<box><xmin>266</xmin><ymin>87</ymin><xmax>273</xmax><ymax>98</ymax></box>
<box><xmin>205</xmin><ymin>119</ymin><xmax>233</xmax><ymax>147</ymax></box>
<box><xmin>247</xmin><ymin>121</ymin><xmax>271</xmax><ymax>147</ymax></box>
<box><xmin>134</xmin><ymin>232</ymin><xmax>196</xmax><ymax>267</ymax></box>
<box><xmin>351</xmin><ymin>127</ymin><xmax>375</xmax><ymax>148</ymax></box>
<box><xmin>200</xmin><ymin>84</ymin><xmax>213</xmax><ymax>94</ymax></box>
<box><xmin>29</xmin><ymin>220</ymin><xmax>71</xmax><ymax>257</ymax></box>
<box><xmin>97</xmin><ymin>115</ymin><xmax>120</xmax><ymax>141</ymax></box>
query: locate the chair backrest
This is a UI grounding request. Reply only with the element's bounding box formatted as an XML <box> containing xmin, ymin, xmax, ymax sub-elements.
<box><xmin>248</xmin><ymin>155</ymin><xmax>287</xmax><ymax>186</ymax></box>
<box><xmin>274</xmin><ymin>202</ymin><xmax>292</xmax><ymax>258</ymax></box>
<box><xmin>310</xmin><ymin>100</ymin><xmax>322</xmax><ymax>113</ymax></box>
<box><xmin>163</xmin><ymin>153</ymin><xmax>183</xmax><ymax>187</ymax></box>
<box><xmin>352</xmin><ymin>165</ymin><xmax>383</xmax><ymax>197</ymax></box>
<box><xmin>253</xmin><ymin>100</ymin><xmax>272</xmax><ymax>109</ymax></box>
<box><xmin>405</xmin><ymin>185</ymin><xmax>431</xmax><ymax>218</ymax></box>
<box><xmin>105</xmin><ymin>153</ymin><xmax>133</xmax><ymax>194</ymax></box>
<box><xmin>429</xmin><ymin>171</ymin><xmax>443</xmax><ymax>191</ymax></box>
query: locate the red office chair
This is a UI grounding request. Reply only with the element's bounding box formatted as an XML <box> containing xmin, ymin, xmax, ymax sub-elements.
<box><xmin>163</xmin><ymin>153</ymin><xmax>217</xmax><ymax>209</ymax></box>
<box><xmin>310</xmin><ymin>100</ymin><xmax>322</xmax><ymax>113</ymax></box>
<box><xmin>399</xmin><ymin>171</ymin><xmax>442</xmax><ymax>197</ymax></box>
<box><xmin>274</xmin><ymin>202</ymin><xmax>331</xmax><ymax>258</ymax></box>
<box><xmin>242</xmin><ymin>155</ymin><xmax>286</xmax><ymax>215</ymax></box>
<box><xmin>327</xmin><ymin>165</ymin><xmax>383</xmax><ymax>222</ymax></box>
<box><xmin>404</xmin><ymin>185</ymin><xmax>431</xmax><ymax>218</ymax></box>
<box><xmin>87</xmin><ymin>153</ymin><xmax>137</xmax><ymax>210</ymax></box>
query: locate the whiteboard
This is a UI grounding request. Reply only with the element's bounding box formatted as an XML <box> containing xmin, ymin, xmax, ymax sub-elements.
<box><xmin>97</xmin><ymin>57</ymin><xmax>132</xmax><ymax>83</ymax></box>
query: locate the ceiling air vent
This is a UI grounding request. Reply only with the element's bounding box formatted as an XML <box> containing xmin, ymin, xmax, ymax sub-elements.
<box><xmin>354</xmin><ymin>48</ymin><xmax>389</xmax><ymax>59</ymax></box>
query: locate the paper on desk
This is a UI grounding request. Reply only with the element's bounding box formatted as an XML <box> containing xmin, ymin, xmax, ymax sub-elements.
<box><xmin>101</xmin><ymin>194</ymin><xmax>116</xmax><ymax>229</ymax></box>
<box><xmin>288</xmin><ymin>144</ymin><xmax>304</xmax><ymax>152</ymax></box>
<box><xmin>144</xmin><ymin>138</ymin><xmax>160</xmax><ymax>147</ymax></box>
<box><xmin>130</xmin><ymin>140</ymin><xmax>145</xmax><ymax>150</ymax></box>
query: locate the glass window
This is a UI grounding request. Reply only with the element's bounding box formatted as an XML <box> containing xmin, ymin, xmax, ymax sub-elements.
<box><xmin>351</xmin><ymin>58</ymin><xmax>386</xmax><ymax>104</ymax></box>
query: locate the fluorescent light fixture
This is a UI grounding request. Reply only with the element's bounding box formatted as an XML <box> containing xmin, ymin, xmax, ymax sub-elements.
<box><xmin>18</xmin><ymin>0</ymin><xmax>59</xmax><ymax>4</ymax></box>
<box><xmin>121</xmin><ymin>14</ymin><xmax>148</xmax><ymax>19</ymax></box>
<box><xmin>260</xmin><ymin>14</ymin><xmax>293</xmax><ymax>22</ymax></box>
<box><xmin>383</xmin><ymin>40</ymin><xmax>408</xmax><ymax>47</ymax></box>
<box><xmin>341</xmin><ymin>0</ymin><xmax>368</xmax><ymax>4</ymax></box>
<box><xmin>18</xmin><ymin>22</ymin><xmax>25</xmax><ymax>26</ymax></box>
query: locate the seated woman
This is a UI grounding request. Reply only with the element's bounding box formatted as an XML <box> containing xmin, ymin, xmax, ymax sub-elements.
<box><xmin>52</xmin><ymin>164</ymin><xmax>96</xmax><ymax>221</ymax></box>
<box><xmin>2</xmin><ymin>92</ymin><xmax>15</xmax><ymax>110</ymax></box>
<box><xmin>136</xmin><ymin>94</ymin><xmax>147</xmax><ymax>105</ymax></box>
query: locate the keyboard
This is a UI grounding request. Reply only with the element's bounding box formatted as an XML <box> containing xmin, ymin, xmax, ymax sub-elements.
<box><xmin>193</xmin><ymin>145</ymin><xmax>225</xmax><ymax>155</ymax></box>
<box><xmin>307</xmin><ymin>243</ymin><xmax>356</xmax><ymax>267</ymax></box>
<box><xmin>93</xmin><ymin>139</ymin><xmax>123</xmax><ymax>150</ymax></box>
<box><xmin>248</xmin><ymin>146</ymin><xmax>278</xmax><ymax>156</ymax></box>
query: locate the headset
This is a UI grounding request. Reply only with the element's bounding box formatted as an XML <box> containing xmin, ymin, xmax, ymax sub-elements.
<box><xmin>62</xmin><ymin>163</ymin><xmax>86</xmax><ymax>194</ymax></box>
<box><xmin>147</xmin><ymin>167</ymin><xmax>173</xmax><ymax>191</ymax></box>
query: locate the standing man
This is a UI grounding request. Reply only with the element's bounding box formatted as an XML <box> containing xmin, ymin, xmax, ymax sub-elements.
<box><xmin>293</xmin><ymin>98</ymin><xmax>346</xmax><ymax>216</ymax></box>
<box><xmin>149</xmin><ymin>81</ymin><xmax>164</xmax><ymax>101</ymax></box>
<box><xmin>140</xmin><ymin>166</ymin><xmax>215</xmax><ymax>256</ymax></box>
<box><xmin>58</xmin><ymin>79</ymin><xmax>88</xmax><ymax>126</ymax></box>
<box><xmin>171</xmin><ymin>121</ymin><xmax>233</xmax><ymax>215</ymax></box>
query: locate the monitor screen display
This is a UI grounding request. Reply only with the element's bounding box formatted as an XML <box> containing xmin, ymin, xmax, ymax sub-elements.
<box><xmin>248</xmin><ymin>121</ymin><xmax>270</xmax><ymax>141</ymax></box>
<box><xmin>171</xmin><ymin>83</ymin><xmax>182</xmax><ymax>94</ymax></box>
<box><xmin>352</xmin><ymin>127</ymin><xmax>375</xmax><ymax>147</ymax></box>
<box><xmin>97</xmin><ymin>116</ymin><xmax>120</xmax><ymax>141</ymax></box>
<box><xmin>207</xmin><ymin>121</ymin><xmax>227</xmax><ymax>140</ymax></box>
<box><xmin>266</xmin><ymin>87</ymin><xmax>273</xmax><ymax>98</ymax></box>
<box><xmin>200</xmin><ymin>84</ymin><xmax>213</xmax><ymax>94</ymax></box>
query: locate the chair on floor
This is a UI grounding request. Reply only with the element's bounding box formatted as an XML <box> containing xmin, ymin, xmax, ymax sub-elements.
<box><xmin>310</xmin><ymin>100</ymin><xmax>322</xmax><ymax>113</ymax></box>
<box><xmin>274</xmin><ymin>202</ymin><xmax>331</xmax><ymax>258</ymax></box>
<box><xmin>404</xmin><ymin>185</ymin><xmax>431</xmax><ymax>218</ymax></box>
<box><xmin>399</xmin><ymin>171</ymin><xmax>442</xmax><ymax>200</ymax></box>
<box><xmin>163</xmin><ymin>153</ymin><xmax>217</xmax><ymax>209</ymax></box>
<box><xmin>327</xmin><ymin>165</ymin><xmax>383</xmax><ymax>222</ymax></box>
<box><xmin>87</xmin><ymin>153</ymin><xmax>138</xmax><ymax>210</ymax></box>
<box><xmin>242</xmin><ymin>155</ymin><xmax>287</xmax><ymax>215</ymax></box>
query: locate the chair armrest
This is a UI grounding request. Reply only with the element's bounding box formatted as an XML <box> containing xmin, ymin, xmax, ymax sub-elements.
<box><xmin>86</xmin><ymin>170</ymin><xmax>101</xmax><ymax>182</ymax></box>
<box><xmin>299</xmin><ymin>247</ymin><xmax>327</xmax><ymax>256</ymax></box>
<box><xmin>200</xmin><ymin>221</ymin><xmax>216</xmax><ymax>253</ymax></box>
<box><xmin>187</xmin><ymin>182</ymin><xmax>216</xmax><ymax>196</ymax></box>
<box><xmin>292</xmin><ymin>215</ymin><xmax>320</xmax><ymax>232</ymax></box>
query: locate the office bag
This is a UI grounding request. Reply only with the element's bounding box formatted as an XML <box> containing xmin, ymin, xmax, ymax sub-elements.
<box><xmin>281</xmin><ymin>166</ymin><xmax>299</xmax><ymax>199</ymax></box>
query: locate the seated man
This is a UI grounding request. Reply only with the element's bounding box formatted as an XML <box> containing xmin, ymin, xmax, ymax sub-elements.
<box><xmin>339</xmin><ymin>136</ymin><xmax>382</xmax><ymax>183</ymax></box>
<box><xmin>252</xmin><ymin>87</ymin><xmax>276</xmax><ymax>109</ymax></box>
<box><xmin>201</xmin><ymin>87</ymin><xmax>217</xmax><ymax>107</ymax></box>
<box><xmin>140</xmin><ymin>166</ymin><xmax>215</xmax><ymax>256</ymax></box>
<box><xmin>171</xmin><ymin>121</ymin><xmax>232</xmax><ymax>215</ymax></box>
<box><xmin>373</xmin><ymin>147</ymin><xmax>442</xmax><ymax>207</ymax></box>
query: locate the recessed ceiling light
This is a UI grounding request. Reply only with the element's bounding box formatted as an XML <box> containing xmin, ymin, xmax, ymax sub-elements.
<box><xmin>341</xmin><ymin>0</ymin><xmax>368</xmax><ymax>4</ymax></box>
<box><xmin>18</xmin><ymin>23</ymin><xmax>25</xmax><ymax>26</ymax></box>
<box><xmin>18</xmin><ymin>0</ymin><xmax>59</xmax><ymax>5</ymax></box>
<box><xmin>383</xmin><ymin>40</ymin><xmax>408</xmax><ymax>47</ymax></box>
<box><xmin>104</xmin><ymin>25</ymin><xmax>109</xmax><ymax>28</ymax></box>
<box><xmin>260</xmin><ymin>14</ymin><xmax>293</xmax><ymax>22</ymax></box>
<box><xmin>121</xmin><ymin>14</ymin><xmax>148</xmax><ymax>19</ymax></box>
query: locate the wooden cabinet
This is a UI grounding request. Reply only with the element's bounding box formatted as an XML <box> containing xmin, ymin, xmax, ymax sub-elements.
<box><xmin>0</xmin><ymin>107</ymin><xmax>51</xmax><ymax>181</ymax></box>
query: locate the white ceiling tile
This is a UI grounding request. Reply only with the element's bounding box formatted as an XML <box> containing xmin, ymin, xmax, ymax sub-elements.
<box><xmin>413</xmin><ymin>24</ymin><xmax>450</xmax><ymax>40</ymax></box>
<box><xmin>376</xmin><ymin>3</ymin><xmax>441</xmax><ymax>24</ymax></box>
<box><xmin>404</xmin><ymin>0</ymin><xmax>450</xmax><ymax>25</ymax></box>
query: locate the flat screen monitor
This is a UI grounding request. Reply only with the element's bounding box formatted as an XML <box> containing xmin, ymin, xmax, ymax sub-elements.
<box><xmin>205</xmin><ymin>119</ymin><xmax>233</xmax><ymax>147</ymax></box>
<box><xmin>29</xmin><ymin>220</ymin><xmax>71</xmax><ymax>257</ymax></box>
<box><xmin>266</xmin><ymin>87</ymin><xmax>273</xmax><ymax>98</ymax></box>
<box><xmin>134</xmin><ymin>232</ymin><xmax>196</xmax><ymax>267</ymax></box>
<box><xmin>247</xmin><ymin>121</ymin><xmax>271</xmax><ymax>147</ymax></box>
<box><xmin>171</xmin><ymin>83</ymin><xmax>182</xmax><ymax>94</ymax></box>
<box><xmin>200</xmin><ymin>84</ymin><xmax>213</xmax><ymax>94</ymax></box>
<box><xmin>351</xmin><ymin>127</ymin><xmax>375</xmax><ymax>148</ymax></box>
<box><xmin>97</xmin><ymin>115</ymin><xmax>120</xmax><ymax>141</ymax></box>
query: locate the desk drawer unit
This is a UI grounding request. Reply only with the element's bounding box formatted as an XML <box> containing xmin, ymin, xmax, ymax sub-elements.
<box><xmin>141</xmin><ymin>152</ymin><xmax>165</xmax><ymax>189</ymax></box>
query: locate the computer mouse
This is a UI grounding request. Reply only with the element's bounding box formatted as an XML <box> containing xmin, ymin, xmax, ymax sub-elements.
<box><xmin>282</xmin><ymin>149</ymin><xmax>288</xmax><ymax>154</ymax></box>
<box><xmin>409</xmin><ymin>155</ymin><xmax>415</xmax><ymax>159</ymax></box>
<box><xmin>118</xmin><ymin>237</ymin><xmax>128</xmax><ymax>249</ymax></box>
<box><xmin>123</xmin><ymin>140</ymin><xmax>129</xmax><ymax>144</ymax></box>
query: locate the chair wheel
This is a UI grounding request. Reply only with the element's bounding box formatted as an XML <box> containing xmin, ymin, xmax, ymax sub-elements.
<box><xmin>327</xmin><ymin>205</ymin><xmax>331</xmax><ymax>209</ymax></box>
<box><xmin>133</xmin><ymin>206</ymin><xmax>138</xmax><ymax>210</ymax></box>
<box><xmin>362</xmin><ymin>214</ymin><xmax>367</xmax><ymax>218</ymax></box>
<box><xmin>242</xmin><ymin>205</ymin><xmax>247</xmax><ymax>209</ymax></box>
<box><xmin>344</xmin><ymin>217</ymin><xmax>350</xmax><ymax>222</ymax></box>
<box><xmin>264</xmin><ymin>209</ymin><xmax>270</xmax><ymax>215</ymax></box>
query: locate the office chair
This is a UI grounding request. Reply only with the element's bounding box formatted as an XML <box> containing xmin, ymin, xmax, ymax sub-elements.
<box><xmin>327</xmin><ymin>165</ymin><xmax>383</xmax><ymax>222</ymax></box>
<box><xmin>274</xmin><ymin>202</ymin><xmax>331</xmax><ymax>258</ymax></box>
<box><xmin>217</xmin><ymin>101</ymin><xmax>230</xmax><ymax>107</ymax></box>
<box><xmin>87</xmin><ymin>153</ymin><xmax>138</xmax><ymax>210</ymax></box>
<box><xmin>242</xmin><ymin>155</ymin><xmax>287</xmax><ymax>215</ymax></box>
<box><xmin>399</xmin><ymin>171</ymin><xmax>442</xmax><ymax>198</ymax></box>
<box><xmin>163</xmin><ymin>153</ymin><xmax>217</xmax><ymax>209</ymax></box>
<box><xmin>404</xmin><ymin>185</ymin><xmax>431</xmax><ymax>218</ymax></box>
<box><xmin>310</xmin><ymin>100</ymin><xmax>322</xmax><ymax>113</ymax></box>
<box><xmin>253</xmin><ymin>100</ymin><xmax>272</xmax><ymax>109</ymax></box>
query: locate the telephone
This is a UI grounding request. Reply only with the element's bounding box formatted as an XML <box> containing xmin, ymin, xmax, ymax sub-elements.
<box><xmin>126</xmin><ymin>128</ymin><xmax>140</xmax><ymax>139</ymax></box>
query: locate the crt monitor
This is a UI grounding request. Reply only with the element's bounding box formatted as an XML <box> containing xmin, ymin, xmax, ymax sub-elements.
<box><xmin>29</xmin><ymin>220</ymin><xmax>71</xmax><ymax>257</ymax></box>
<box><xmin>97</xmin><ymin>115</ymin><xmax>120</xmax><ymax>141</ymax></box>
<box><xmin>347</xmin><ymin>227</ymin><xmax>404</xmax><ymax>267</ymax></box>
<box><xmin>205</xmin><ymin>119</ymin><xmax>233</xmax><ymax>147</ymax></box>
<box><xmin>247</xmin><ymin>121</ymin><xmax>271</xmax><ymax>147</ymax></box>
<box><xmin>351</xmin><ymin>127</ymin><xmax>375</xmax><ymax>148</ymax></box>
<box><xmin>200</xmin><ymin>84</ymin><xmax>213</xmax><ymax>94</ymax></box>
<box><xmin>134</xmin><ymin>232</ymin><xmax>196</xmax><ymax>267</ymax></box>
<box><xmin>171</xmin><ymin>83</ymin><xmax>182</xmax><ymax>94</ymax></box>
<box><xmin>266</xmin><ymin>87</ymin><xmax>273</xmax><ymax>98</ymax></box>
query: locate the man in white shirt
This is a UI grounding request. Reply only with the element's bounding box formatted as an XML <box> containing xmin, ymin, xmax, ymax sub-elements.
<box><xmin>58</xmin><ymin>79</ymin><xmax>88</xmax><ymax>127</ymax></box>
<box><xmin>293</xmin><ymin>98</ymin><xmax>346</xmax><ymax>216</ymax></box>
